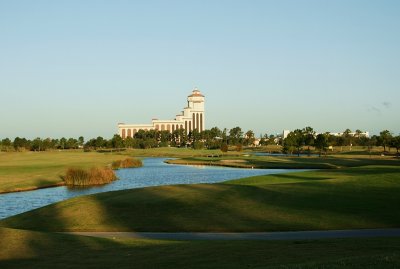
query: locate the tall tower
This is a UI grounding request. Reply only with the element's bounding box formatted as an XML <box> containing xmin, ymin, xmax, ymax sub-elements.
<box><xmin>187</xmin><ymin>88</ymin><xmax>205</xmax><ymax>132</ymax></box>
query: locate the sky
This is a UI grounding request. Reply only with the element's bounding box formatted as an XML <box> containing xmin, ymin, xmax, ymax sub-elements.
<box><xmin>0</xmin><ymin>0</ymin><xmax>399</xmax><ymax>139</ymax></box>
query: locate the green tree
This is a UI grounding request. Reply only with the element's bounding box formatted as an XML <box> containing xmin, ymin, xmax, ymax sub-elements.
<box><xmin>314</xmin><ymin>133</ymin><xmax>328</xmax><ymax>157</ymax></box>
<box><xmin>159</xmin><ymin>131</ymin><xmax>172</xmax><ymax>147</ymax></box>
<box><xmin>66</xmin><ymin>138</ymin><xmax>78</xmax><ymax>149</ymax></box>
<box><xmin>302</xmin><ymin>126</ymin><xmax>315</xmax><ymax>156</ymax></box>
<box><xmin>228</xmin><ymin>127</ymin><xmax>243</xmax><ymax>145</ymax></box>
<box><xmin>367</xmin><ymin>136</ymin><xmax>378</xmax><ymax>157</ymax></box>
<box><xmin>283</xmin><ymin>129</ymin><xmax>304</xmax><ymax>156</ymax></box>
<box><xmin>335</xmin><ymin>136</ymin><xmax>345</xmax><ymax>152</ymax></box>
<box><xmin>391</xmin><ymin>135</ymin><xmax>400</xmax><ymax>155</ymax></box>
<box><xmin>111</xmin><ymin>134</ymin><xmax>124</xmax><ymax>149</ymax></box>
<box><xmin>1</xmin><ymin>138</ymin><xmax>12</xmax><ymax>151</ymax></box>
<box><xmin>78</xmin><ymin>136</ymin><xmax>85</xmax><ymax>147</ymax></box>
<box><xmin>124</xmin><ymin>136</ymin><xmax>135</xmax><ymax>148</ymax></box>
<box><xmin>379</xmin><ymin>130</ymin><xmax>392</xmax><ymax>152</ymax></box>
<box><xmin>13</xmin><ymin>137</ymin><xmax>30</xmax><ymax>151</ymax></box>
<box><xmin>59</xmin><ymin>137</ymin><xmax>67</xmax><ymax>150</ymax></box>
<box><xmin>31</xmin><ymin>137</ymin><xmax>43</xmax><ymax>151</ymax></box>
<box><xmin>342</xmin><ymin>129</ymin><xmax>353</xmax><ymax>148</ymax></box>
<box><xmin>95</xmin><ymin>136</ymin><xmax>106</xmax><ymax>149</ymax></box>
<box><xmin>244</xmin><ymin>130</ymin><xmax>255</xmax><ymax>146</ymax></box>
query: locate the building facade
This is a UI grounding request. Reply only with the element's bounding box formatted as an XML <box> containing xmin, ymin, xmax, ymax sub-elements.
<box><xmin>118</xmin><ymin>88</ymin><xmax>205</xmax><ymax>139</ymax></box>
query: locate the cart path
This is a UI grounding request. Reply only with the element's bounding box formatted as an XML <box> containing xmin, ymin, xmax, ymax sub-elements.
<box><xmin>65</xmin><ymin>228</ymin><xmax>400</xmax><ymax>241</ymax></box>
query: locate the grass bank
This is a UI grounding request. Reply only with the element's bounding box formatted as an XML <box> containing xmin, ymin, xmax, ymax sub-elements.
<box><xmin>1</xmin><ymin>227</ymin><xmax>399</xmax><ymax>269</ymax></box>
<box><xmin>0</xmin><ymin>151</ymin><xmax>132</xmax><ymax>193</ymax></box>
<box><xmin>166</xmin><ymin>154</ymin><xmax>399</xmax><ymax>169</ymax></box>
<box><xmin>0</xmin><ymin>148</ymin><xmax>227</xmax><ymax>193</ymax></box>
<box><xmin>2</xmin><ymin>165</ymin><xmax>399</xmax><ymax>232</ymax></box>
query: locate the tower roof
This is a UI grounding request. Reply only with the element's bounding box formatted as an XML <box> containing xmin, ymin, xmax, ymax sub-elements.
<box><xmin>188</xmin><ymin>87</ymin><xmax>205</xmax><ymax>97</ymax></box>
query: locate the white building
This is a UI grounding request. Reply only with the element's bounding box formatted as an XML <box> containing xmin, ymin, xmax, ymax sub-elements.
<box><xmin>328</xmin><ymin>131</ymin><xmax>370</xmax><ymax>138</ymax></box>
<box><xmin>282</xmin><ymin>130</ymin><xmax>291</xmax><ymax>139</ymax></box>
<box><xmin>282</xmin><ymin>129</ymin><xmax>370</xmax><ymax>139</ymax></box>
<box><xmin>118</xmin><ymin>88</ymin><xmax>205</xmax><ymax>139</ymax></box>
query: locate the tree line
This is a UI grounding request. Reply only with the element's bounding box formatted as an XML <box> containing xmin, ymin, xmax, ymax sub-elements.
<box><xmin>1</xmin><ymin>127</ymin><xmax>399</xmax><ymax>154</ymax></box>
<box><xmin>0</xmin><ymin>127</ymin><xmax>271</xmax><ymax>152</ymax></box>
<box><xmin>283</xmin><ymin>127</ymin><xmax>400</xmax><ymax>156</ymax></box>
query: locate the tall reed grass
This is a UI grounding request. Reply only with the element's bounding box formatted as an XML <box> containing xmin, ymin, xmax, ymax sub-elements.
<box><xmin>112</xmin><ymin>158</ymin><xmax>143</xmax><ymax>170</ymax></box>
<box><xmin>64</xmin><ymin>167</ymin><xmax>117</xmax><ymax>186</ymax></box>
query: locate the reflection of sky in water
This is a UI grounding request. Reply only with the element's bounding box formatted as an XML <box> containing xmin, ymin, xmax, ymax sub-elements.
<box><xmin>0</xmin><ymin>158</ymin><xmax>304</xmax><ymax>219</ymax></box>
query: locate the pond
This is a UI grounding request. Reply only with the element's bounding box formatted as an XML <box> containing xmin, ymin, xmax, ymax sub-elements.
<box><xmin>0</xmin><ymin>158</ymin><xmax>304</xmax><ymax>219</ymax></box>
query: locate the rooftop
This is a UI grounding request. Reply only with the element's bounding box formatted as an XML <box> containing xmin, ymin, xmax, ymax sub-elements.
<box><xmin>188</xmin><ymin>88</ymin><xmax>204</xmax><ymax>97</ymax></box>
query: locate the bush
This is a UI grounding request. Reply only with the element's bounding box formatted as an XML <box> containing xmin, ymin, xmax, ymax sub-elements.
<box><xmin>63</xmin><ymin>167</ymin><xmax>117</xmax><ymax>186</ymax></box>
<box><xmin>220</xmin><ymin>143</ymin><xmax>229</xmax><ymax>153</ymax></box>
<box><xmin>236</xmin><ymin>144</ymin><xmax>243</xmax><ymax>152</ymax></box>
<box><xmin>193</xmin><ymin>141</ymin><xmax>205</xmax><ymax>150</ymax></box>
<box><xmin>111</xmin><ymin>160</ymin><xmax>122</xmax><ymax>169</ymax></box>
<box><xmin>112</xmin><ymin>158</ymin><xmax>143</xmax><ymax>170</ymax></box>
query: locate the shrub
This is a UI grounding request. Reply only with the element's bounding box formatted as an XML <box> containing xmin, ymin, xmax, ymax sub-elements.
<box><xmin>111</xmin><ymin>160</ymin><xmax>122</xmax><ymax>169</ymax></box>
<box><xmin>220</xmin><ymin>143</ymin><xmax>229</xmax><ymax>153</ymax></box>
<box><xmin>193</xmin><ymin>141</ymin><xmax>204</xmax><ymax>150</ymax></box>
<box><xmin>112</xmin><ymin>158</ymin><xmax>143</xmax><ymax>169</ymax></box>
<box><xmin>64</xmin><ymin>167</ymin><xmax>117</xmax><ymax>186</ymax></box>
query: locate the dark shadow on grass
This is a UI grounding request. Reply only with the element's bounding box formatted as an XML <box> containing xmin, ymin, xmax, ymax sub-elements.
<box><xmin>2</xmin><ymin>227</ymin><xmax>400</xmax><ymax>269</ymax></box>
<box><xmin>2</xmin><ymin>165</ymin><xmax>400</xmax><ymax>233</ymax></box>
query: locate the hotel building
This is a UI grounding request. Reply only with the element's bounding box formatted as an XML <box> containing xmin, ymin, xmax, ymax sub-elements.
<box><xmin>118</xmin><ymin>88</ymin><xmax>205</xmax><ymax>139</ymax></box>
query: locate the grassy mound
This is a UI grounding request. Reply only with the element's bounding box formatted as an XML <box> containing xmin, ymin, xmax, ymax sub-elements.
<box><xmin>63</xmin><ymin>167</ymin><xmax>117</xmax><ymax>186</ymax></box>
<box><xmin>1</xmin><ymin>227</ymin><xmax>400</xmax><ymax>269</ymax></box>
<box><xmin>112</xmin><ymin>158</ymin><xmax>143</xmax><ymax>169</ymax></box>
<box><xmin>2</xmin><ymin>165</ymin><xmax>400</xmax><ymax>232</ymax></box>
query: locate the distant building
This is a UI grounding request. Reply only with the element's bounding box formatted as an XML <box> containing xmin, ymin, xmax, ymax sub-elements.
<box><xmin>328</xmin><ymin>131</ymin><xmax>370</xmax><ymax>138</ymax></box>
<box><xmin>282</xmin><ymin>130</ymin><xmax>370</xmax><ymax>138</ymax></box>
<box><xmin>118</xmin><ymin>88</ymin><xmax>205</xmax><ymax>139</ymax></box>
<box><xmin>282</xmin><ymin>130</ymin><xmax>291</xmax><ymax>139</ymax></box>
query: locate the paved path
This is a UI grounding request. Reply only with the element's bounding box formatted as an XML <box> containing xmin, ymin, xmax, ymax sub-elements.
<box><xmin>66</xmin><ymin>229</ymin><xmax>400</xmax><ymax>241</ymax></box>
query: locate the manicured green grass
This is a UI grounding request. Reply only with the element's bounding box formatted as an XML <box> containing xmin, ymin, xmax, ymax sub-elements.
<box><xmin>0</xmin><ymin>151</ymin><xmax>131</xmax><ymax>193</ymax></box>
<box><xmin>2</xmin><ymin>165</ymin><xmax>400</xmax><ymax>232</ymax></box>
<box><xmin>2</xmin><ymin>147</ymin><xmax>396</xmax><ymax>193</ymax></box>
<box><xmin>166</xmin><ymin>154</ymin><xmax>399</xmax><ymax>169</ymax></box>
<box><xmin>1</xmin><ymin>227</ymin><xmax>399</xmax><ymax>269</ymax></box>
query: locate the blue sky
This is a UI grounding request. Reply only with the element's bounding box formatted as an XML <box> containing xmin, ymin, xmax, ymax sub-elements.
<box><xmin>0</xmin><ymin>0</ymin><xmax>399</xmax><ymax>139</ymax></box>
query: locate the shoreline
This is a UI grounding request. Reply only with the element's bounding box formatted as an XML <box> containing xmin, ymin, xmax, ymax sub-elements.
<box><xmin>0</xmin><ymin>182</ymin><xmax>66</xmax><ymax>195</ymax></box>
<box><xmin>164</xmin><ymin>159</ymin><xmax>337</xmax><ymax>170</ymax></box>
